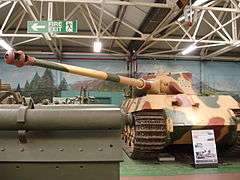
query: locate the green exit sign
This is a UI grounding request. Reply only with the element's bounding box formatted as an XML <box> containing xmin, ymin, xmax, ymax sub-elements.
<box><xmin>27</xmin><ymin>20</ymin><xmax>77</xmax><ymax>33</ymax></box>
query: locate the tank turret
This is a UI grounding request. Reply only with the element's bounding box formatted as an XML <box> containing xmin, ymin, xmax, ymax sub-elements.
<box><xmin>4</xmin><ymin>50</ymin><xmax>194</xmax><ymax>96</ymax></box>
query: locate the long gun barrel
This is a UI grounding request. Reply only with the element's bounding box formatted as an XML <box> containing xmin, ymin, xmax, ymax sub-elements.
<box><xmin>4</xmin><ymin>50</ymin><xmax>146</xmax><ymax>88</ymax></box>
<box><xmin>4</xmin><ymin>50</ymin><xmax>193</xmax><ymax>95</ymax></box>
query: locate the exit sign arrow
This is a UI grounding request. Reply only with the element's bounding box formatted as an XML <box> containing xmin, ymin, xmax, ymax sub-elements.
<box><xmin>31</xmin><ymin>23</ymin><xmax>46</xmax><ymax>31</ymax></box>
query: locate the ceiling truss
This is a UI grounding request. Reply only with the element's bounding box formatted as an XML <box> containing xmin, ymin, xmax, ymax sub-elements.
<box><xmin>0</xmin><ymin>0</ymin><xmax>239</xmax><ymax>60</ymax></box>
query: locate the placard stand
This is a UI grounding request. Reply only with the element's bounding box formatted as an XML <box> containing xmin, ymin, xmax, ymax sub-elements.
<box><xmin>191</xmin><ymin>129</ymin><xmax>218</xmax><ymax>168</ymax></box>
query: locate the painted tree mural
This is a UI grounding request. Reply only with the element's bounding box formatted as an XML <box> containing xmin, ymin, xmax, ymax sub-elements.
<box><xmin>21</xmin><ymin>69</ymin><xmax>69</xmax><ymax>103</ymax></box>
<box><xmin>24</xmin><ymin>80</ymin><xmax>30</xmax><ymax>90</ymax></box>
<box><xmin>29</xmin><ymin>72</ymin><xmax>40</xmax><ymax>90</ymax></box>
<box><xmin>16</xmin><ymin>83</ymin><xmax>21</xmax><ymax>92</ymax></box>
<box><xmin>58</xmin><ymin>77</ymin><xmax>68</xmax><ymax>91</ymax></box>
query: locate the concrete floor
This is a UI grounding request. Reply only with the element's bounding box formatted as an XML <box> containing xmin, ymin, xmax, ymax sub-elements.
<box><xmin>120</xmin><ymin>152</ymin><xmax>240</xmax><ymax>178</ymax></box>
<box><xmin>121</xmin><ymin>173</ymin><xmax>240</xmax><ymax>180</ymax></box>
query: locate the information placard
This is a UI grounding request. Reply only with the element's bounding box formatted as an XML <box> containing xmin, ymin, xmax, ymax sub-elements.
<box><xmin>191</xmin><ymin>129</ymin><xmax>218</xmax><ymax>167</ymax></box>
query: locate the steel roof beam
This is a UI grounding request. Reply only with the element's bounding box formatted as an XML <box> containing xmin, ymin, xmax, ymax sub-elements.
<box><xmin>34</xmin><ymin>0</ymin><xmax>173</xmax><ymax>8</ymax></box>
<box><xmin>192</xmin><ymin>5</ymin><xmax>240</xmax><ymax>12</ymax></box>
<box><xmin>138</xmin><ymin>54</ymin><xmax>240</xmax><ymax>61</ymax></box>
<box><xmin>21</xmin><ymin>0</ymin><xmax>61</xmax><ymax>58</ymax></box>
<box><xmin>61</xmin><ymin>38</ymin><xmax>125</xmax><ymax>55</ymax></box>
<box><xmin>92</xmin><ymin>4</ymin><xmax>143</xmax><ymax>36</ymax></box>
<box><xmin>13</xmin><ymin>37</ymin><xmax>41</xmax><ymax>46</ymax></box>
<box><xmin>0</xmin><ymin>1</ymin><xmax>11</xmax><ymax>9</ymax></box>
<box><xmin>200</xmin><ymin>1</ymin><xmax>230</xmax><ymax>56</ymax></box>
<box><xmin>1</xmin><ymin>0</ymin><xmax>172</xmax><ymax>8</ymax></box>
<box><xmin>0</xmin><ymin>1</ymin><xmax>17</xmax><ymax>33</ymax></box>
<box><xmin>4</xmin><ymin>7</ymin><xmax>25</xmax><ymax>32</ymax></box>
<box><xmin>208</xmin><ymin>10</ymin><xmax>232</xmax><ymax>41</ymax></box>
<box><xmin>5</xmin><ymin>0</ymin><xmax>240</xmax><ymax>12</ymax></box>
<box><xmin>109</xmin><ymin>0</ymin><xmax>128</xmax><ymax>49</ymax></box>
<box><xmin>10</xmin><ymin>11</ymin><xmax>26</xmax><ymax>44</ymax></box>
<box><xmin>205</xmin><ymin>33</ymin><xmax>240</xmax><ymax>58</ymax></box>
<box><xmin>135</xmin><ymin>0</ymin><xmax>220</xmax><ymax>55</ymax></box>
<box><xmin>88</xmin><ymin>5</ymin><xmax>129</xmax><ymax>54</ymax></box>
<box><xmin>128</xmin><ymin>0</ymin><xmax>174</xmax><ymax>53</ymax></box>
<box><xmin>1</xmin><ymin>33</ymin><xmax>231</xmax><ymax>45</ymax></box>
<box><xmin>78</xmin><ymin>5</ymin><xmax>96</xmax><ymax>36</ymax></box>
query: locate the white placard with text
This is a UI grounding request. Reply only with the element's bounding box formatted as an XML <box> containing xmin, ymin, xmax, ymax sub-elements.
<box><xmin>192</xmin><ymin>129</ymin><xmax>218</xmax><ymax>166</ymax></box>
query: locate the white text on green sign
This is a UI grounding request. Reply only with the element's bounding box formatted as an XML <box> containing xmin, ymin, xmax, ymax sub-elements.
<box><xmin>27</xmin><ymin>20</ymin><xmax>77</xmax><ymax>33</ymax></box>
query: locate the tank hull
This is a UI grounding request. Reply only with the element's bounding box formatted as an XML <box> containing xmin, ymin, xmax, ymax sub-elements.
<box><xmin>121</xmin><ymin>94</ymin><xmax>240</xmax><ymax>158</ymax></box>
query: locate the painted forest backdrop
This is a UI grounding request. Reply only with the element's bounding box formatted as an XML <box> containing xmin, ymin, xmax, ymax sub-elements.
<box><xmin>1</xmin><ymin>57</ymin><xmax>240</xmax><ymax>103</ymax></box>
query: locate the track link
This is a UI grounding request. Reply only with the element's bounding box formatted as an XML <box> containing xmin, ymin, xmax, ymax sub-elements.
<box><xmin>122</xmin><ymin>110</ymin><xmax>168</xmax><ymax>159</ymax></box>
<box><xmin>226</xmin><ymin>109</ymin><xmax>240</xmax><ymax>157</ymax></box>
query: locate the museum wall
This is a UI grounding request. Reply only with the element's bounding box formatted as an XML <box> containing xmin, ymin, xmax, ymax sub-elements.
<box><xmin>1</xmin><ymin>56</ymin><xmax>240</xmax><ymax>104</ymax></box>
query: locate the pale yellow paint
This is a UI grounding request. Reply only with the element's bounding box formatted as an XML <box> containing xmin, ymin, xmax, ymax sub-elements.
<box><xmin>125</xmin><ymin>95</ymin><xmax>239</xmax><ymax>126</ymax></box>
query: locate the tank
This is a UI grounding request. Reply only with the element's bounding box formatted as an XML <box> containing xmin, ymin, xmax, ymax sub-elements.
<box><xmin>0</xmin><ymin>79</ymin><xmax>11</xmax><ymax>91</ymax></box>
<box><xmin>64</xmin><ymin>87</ymin><xmax>95</xmax><ymax>104</ymax></box>
<box><xmin>4</xmin><ymin>50</ymin><xmax>240</xmax><ymax>159</ymax></box>
<box><xmin>0</xmin><ymin>79</ymin><xmax>23</xmax><ymax>104</ymax></box>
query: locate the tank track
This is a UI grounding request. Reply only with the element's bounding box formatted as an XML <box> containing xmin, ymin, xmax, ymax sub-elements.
<box><xmin>226</xmin><ymin>109</ymin><xmax>240</xmax><ymax>157</ymax></box>
<box><xmin>122</xmin><ymin>110</ymin><xmax>168</xmax><ymax>159</ymax></box>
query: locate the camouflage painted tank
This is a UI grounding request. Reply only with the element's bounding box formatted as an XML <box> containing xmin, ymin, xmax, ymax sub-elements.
<box><xmin>121</xmin><ymin>72</ymin><xmax>240</xmax><ymax>158</ymax></box>
<box><xmin>4</xmin><ymin>50</ymin><xmax>240</xmax><ymax>159</ymax></box>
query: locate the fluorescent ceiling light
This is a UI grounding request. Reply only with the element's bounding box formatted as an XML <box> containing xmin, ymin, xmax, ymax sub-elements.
<box><xmin>193</xmin><ymin>0</ymin><xmax>210</xmax><ymax>6</ymax></box>
<box><xmin>182</xmin><ymin>44</ymin><xmax>197</xmax><ymax>55</ymax></box>
<box><xmin>93</xmin><ymin>39</ymin><xmax>102</xmax><ymax>53</ymax></box>
<box><xmin>0</xmin><ymin>39</ymin><xmax>13</xmax><ymax>51</ymax></box>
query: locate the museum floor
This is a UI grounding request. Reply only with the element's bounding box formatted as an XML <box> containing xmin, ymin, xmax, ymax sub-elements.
<box><xmin>120</xmin><ymin>151</ymin><xmax>240</xmax><ymax>179</ymax></box>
